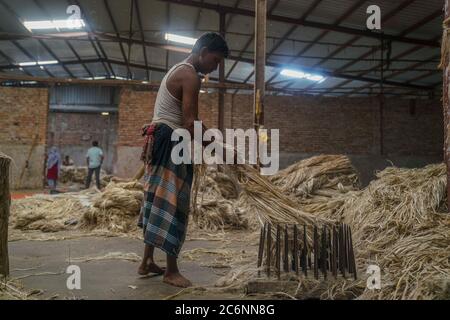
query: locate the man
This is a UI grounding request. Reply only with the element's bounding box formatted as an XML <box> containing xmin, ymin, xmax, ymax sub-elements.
<box><xmin>85</xmin><ymin>141</ymin><xmax>104</xmax><ymax>189</ymax></box>
<box><xmin>138</xmin><ymin>32</ymin><xmax>229</xmax><ymax>288</ymax></box>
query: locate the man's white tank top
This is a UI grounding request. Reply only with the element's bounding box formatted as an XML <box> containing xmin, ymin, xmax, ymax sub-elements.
<box><xmin>152</xmin><ymin>61</ymin><xmax>197</xmax><ymax>129</ymax></box>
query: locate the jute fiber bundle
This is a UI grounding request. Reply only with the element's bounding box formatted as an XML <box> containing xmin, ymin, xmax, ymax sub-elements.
<box><xmin>191</xmin><ymin>165</ymin><xmax>248</xmax><ymax>231</ymax></box>
<box><xmin>269</xmin><ymin>155</ymin><xmax>360</xmax><ymax>217</ymax></box>
<box><xmin>81</xmin><ymin>181</ymin><xmax>144</xmax><ymax>233</ymax></box>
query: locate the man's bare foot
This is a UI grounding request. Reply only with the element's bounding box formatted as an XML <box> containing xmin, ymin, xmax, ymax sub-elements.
<box><xmin>163</xmin><ymin>272</ymin><xmax>192</xmax><ymax>288</ymax></box>
<box><xmin>138</xmin><ymin>261</ymin><xmax>165</xmax><ymax>275</ymax></box>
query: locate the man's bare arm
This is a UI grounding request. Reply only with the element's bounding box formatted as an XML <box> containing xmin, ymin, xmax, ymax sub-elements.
<box><xmin>181</xmin><ymin>70</ymin><xmax>203</xmax><ymax>136</ymax></box>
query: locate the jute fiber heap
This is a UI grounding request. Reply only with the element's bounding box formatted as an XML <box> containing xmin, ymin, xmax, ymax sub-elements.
<box><xmin>81</xmin><ymin>181</ymin><xmax>144</xmax><ymax>233</ymax></box>
<box><xmin>10</xmin><ymin>181</ymin><xmax>143</xmax><ymax>234</ymax></box>
<box><xmin>10</xmin><ymin>191</ymin><xmax>93</xmax><ymax>232</ymax></box>
<box><xmin>324</xmin><ymin>163</ymin><xmax>450</xmax><ymax>300</ymax></box>
<box><xmin>208</xmin><ymin>162</ymin><xmax>450</xmax><ymax>300</ymax></box>
<box><xmin>59</xmin><ymin>165</ymin><xmax>112</xmax><ymax>187</ymax></box>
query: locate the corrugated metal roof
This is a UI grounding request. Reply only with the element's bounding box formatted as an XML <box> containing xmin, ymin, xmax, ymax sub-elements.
<box><xmin>0</xmin><ymin>0</ymin><xmax>444</xmax><ymax>97</ymax></box>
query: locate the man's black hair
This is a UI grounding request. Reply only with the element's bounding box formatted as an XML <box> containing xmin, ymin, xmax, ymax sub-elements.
<box><xmin>192</xmin><ymin>32</ymin><xmax>229</xmax><ymax>58</ymax></box>
<box><xmin>92</xmin><ymin>141</ymin><xmax>99</xmax><ymax>147</ymax></box>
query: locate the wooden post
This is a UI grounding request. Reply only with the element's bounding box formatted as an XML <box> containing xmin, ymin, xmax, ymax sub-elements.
<box><xmin>0</xmin><ymin>154</ymin><xmax>11</xmax><ymax>277</ymax></box>
<box><xmin>444</xmin><ymin>0</ymin><xmax>450</xmax><ymax>211</ymax></box>
<box><xmin>254</xmin><ymin>0</ymin><xmax>266</xmax><ymax>168</ymax></box>
<box><xmin>218</xmin><ymin>11</ymin><xmax>226</xmax><ymax>132</ymax></box>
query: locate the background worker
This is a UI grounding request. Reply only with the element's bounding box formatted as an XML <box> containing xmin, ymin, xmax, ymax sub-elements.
<box><xmin>85</xmin><ymin>140</ymin><xmax>104</xmax><ymax>189</ymax></box>
<box><xmin>46</xmin><ymin>146</ymin><xmax>61</xmax><ymax>193</ymax></box>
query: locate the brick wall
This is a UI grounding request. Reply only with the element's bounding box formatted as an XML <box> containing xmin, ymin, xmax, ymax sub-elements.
<box><xmin>228</xmin><ymin>94</ymin><xmax>443</xmax><ymax>157</ymax></box>
<box><xmin>115</xmin><ymin>88</ymin><xmax>443</xmax><ymax>178</ymax></box>
<box><xmin>117</xmin><ymin>88</ymin><xmax>156</xmax><ymax>147</ymax></box>
<box><xmin>0</xmin><ymin>87</ymin><xmax>49</xmax><ymax>189</ymax></box>
<box><xmin>0</xmin><ymin>87</ymin><xmax>48</xmax><ymax>145</ymax></box>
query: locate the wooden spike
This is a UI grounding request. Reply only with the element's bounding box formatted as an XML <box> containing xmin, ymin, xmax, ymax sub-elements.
<box><xmin>284</xmin><ymin>224</ymin><xmax>289</xmax><ymax>273</ymax></box>
<box><xmin>266</xmin><ymin>223</ymin><xmax>272</xmax><ymax>277</ymax></box>
<box><xmin>313</xmin><ymin>226</ymin><xmax>319</xmax><ymax>280</ymax></box>
<box><xmin>332</xmin><ymin>226</ymin><xmax>338</xmax><ymax>279</ymax></box>
<box><xmin>293</xmin><ymin>225</ymin><xmax>299</xmax><ymax>276</ymax></box>
<box><xmin>302</xmin><ymin>225</ymin><xmax>308</xmax><ymax>277</ymax></box>
<box><xmin>321</xmin><ymin>225</ymin><xmax>327</xmax><ymax>279</ymax></box>
<box><xmin>339</xmin><ymin>224</ymin><xmax>346</xmax><ymax>278</ymax></box>
<box><xmin>276</xmin><ymin>224</ymin><xmax>281</xmax><ymax>280</ymax></box>
<box><xmin>349</xmin><ymin>226</ymin><xmax>358</xmax><ymax>280</ymax></box>
<box><xmin>257</xmin><ymin>223</ymin><xmax>266</xmax><ymax>277</ymax></box>
<box><xmin>328</xmin><ymin>228</ymin><xmax>332</xmax><ymax>271</ymax></box>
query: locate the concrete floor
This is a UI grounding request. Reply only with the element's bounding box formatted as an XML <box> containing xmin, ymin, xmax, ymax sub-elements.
<box><xmin>8</xmin><ymin>235</ymin><xmax>247</xmax><ymax>300</ymax></box>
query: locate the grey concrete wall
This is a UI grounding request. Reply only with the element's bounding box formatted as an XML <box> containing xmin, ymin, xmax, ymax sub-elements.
<box><xmin>114</xmin><ymin>146</ymin><xmax>142</xmax><ymax>179</ymax></box>
<box><xmin>1</xmin><ymin>145</ymin><xmax>46</xmax><ymax>189</ymax></box>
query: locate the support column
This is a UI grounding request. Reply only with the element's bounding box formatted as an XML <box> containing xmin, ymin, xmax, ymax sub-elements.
<box><xmin>218</xmin><ymin>11</ymin><xmax>226</xmax><ymax>132</ymax></box>
<box><xmin>254</xmin><ymin>0</ymin><xmax>266</xmax><ymax>140</ymax></box>
<box><xmin>0</xmin><ymin>154</ymin><xmax>11</xmax><ymax>277</ymax></box>
<box><xmin>444</xmin><ymin>0</ymin><xmax>450</xmax><ymax>210</ymax></box>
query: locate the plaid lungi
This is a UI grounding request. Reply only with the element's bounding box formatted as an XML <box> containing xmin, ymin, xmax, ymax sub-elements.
<box><xmin>139</xmin><ymin>123</ymin><xmax>193</xmax><ymax>257</ymax></box>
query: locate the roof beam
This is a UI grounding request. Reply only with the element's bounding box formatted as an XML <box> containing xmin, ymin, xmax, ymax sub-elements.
<box><xmin>316</xmin><ymin>9</ymin><xmax>442</xmax><ymax>96</ymax></box>
<box><xmin>299</xmin><ymin>0</ymin><xmax>418</xmax><ymax>92</ymax></box>
<box><xmin>0</xmin><ymin>0</ymin><xmax>54</xmax><ymax>77</ymax></box>
<box><xmin>226</xmin><ymin>0</ymin><xmax>282</xmax><ymax>82</ymax></box>
<box><xmin>135</xmin><ymin>0</ymin><xmax>149</xmax><ymax>81</ymax></box>
<box><xmin>92</xmin><ymin>32</ymin><xmax>433</xmax><ymax>90</ymax></box>
<box><xmin>265</xmin><ymin>0</ymin><xmax>366</xmax><ymax>86</ymax></box>
<box><xmin>73</xmin><ymin>0</ymin><xmax>115</xmax><ymax>78</ymax></box>
<box><xmin>103</xmin><ymin>0</ymin><xmax>132</xmax><ymax>79</ymax></box>
<box><xmin>160</xmin><ymin>0</ymin><xmax>440</xmax><ymax>48</ymax></box>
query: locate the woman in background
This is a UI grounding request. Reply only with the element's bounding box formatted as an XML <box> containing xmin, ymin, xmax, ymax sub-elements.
<box><xmin>46</xmin><ymin>146</ymin><xmax>61</xmax><ymax>192</ymax></box>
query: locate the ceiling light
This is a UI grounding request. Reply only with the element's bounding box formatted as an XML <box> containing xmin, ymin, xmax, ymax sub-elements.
<box><xmin>18</xmin><ymin>60</ymin><xmax>58</xmax><ymax>67</ymax></box>
<box><xmin>38</xmin><ymin>60</ymin><xmax>58</xmax><ymax>65</ymax></box>
<box><xmin>18</xmin><ymin>62</ymin><xmax>37</xmax><ymax>66</ymax></box>
<box><xmin>101</xmin><ymin>112</ymin><xmax>109</xmax><ymax>116</ymax></box>
<box><xmin>280</xmin><ymin>68</ymin><xmax>326</xmax><ymax>83</ymax></box>
<box><xmin>165</xmin><ymin>33</ymin><xmax>196</xmax><ymax>46</ymax></box>
<box><xmin>23</xmin><ymin>19</ymin><xmax>85</xmax><ymax>31</ymax></box>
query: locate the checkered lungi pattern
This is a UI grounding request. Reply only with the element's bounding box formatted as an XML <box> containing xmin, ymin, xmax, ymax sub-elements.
<box><xmin>140</xmin><ymin>123</ymin><xmax>193</xmax><ymax>257</ymax></box>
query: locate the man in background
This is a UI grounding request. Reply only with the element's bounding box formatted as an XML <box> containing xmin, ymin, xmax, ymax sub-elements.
<box><xmin>85</xmin><ymin>141</ymin><xmax>104</xmax><ymax>189</ymax></box>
